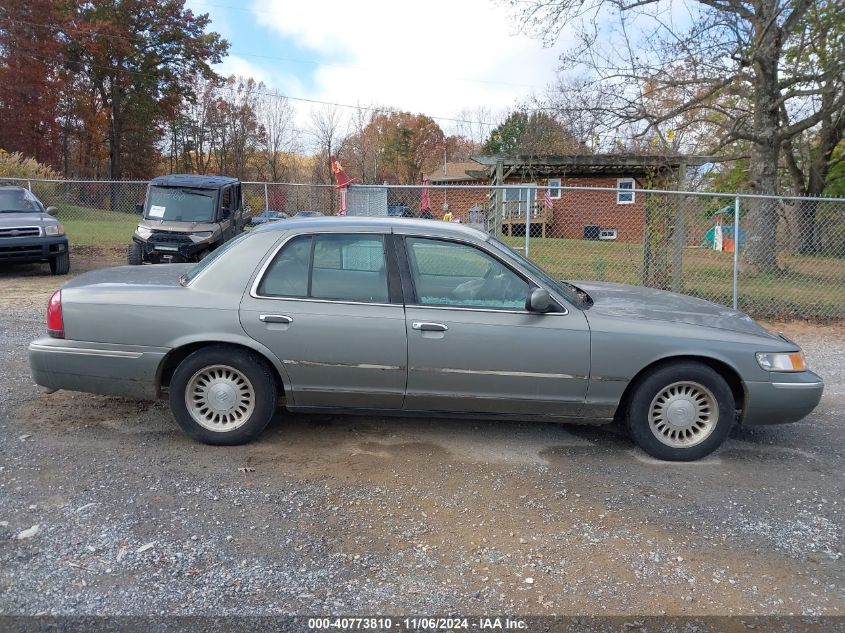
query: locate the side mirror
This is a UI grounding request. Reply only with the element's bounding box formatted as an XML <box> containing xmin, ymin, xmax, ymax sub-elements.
<box><xmin>45</xmin><ymin>206</ymin><xmax>58</xmax><ymax>216</ymax></box>
<box><xmin>135</xmin><ymin>203</ymin><xmax>144</xmax><ymax>214</ymax></box>
<box><xmin>526</xmin><ymin>287</ymin><xmax>552</xmax><ymax>313</ymax></box>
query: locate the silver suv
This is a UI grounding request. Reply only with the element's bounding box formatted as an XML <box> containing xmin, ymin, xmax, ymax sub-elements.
<box><xmin>0</xmin><ymin>187</ymin><xmax>70</xmax><ymax>275</ymax></box>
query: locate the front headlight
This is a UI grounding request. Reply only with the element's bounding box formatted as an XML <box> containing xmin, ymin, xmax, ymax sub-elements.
<box><xmin>135</xmin><ymin>226</ymin><xmax>153</xmax><ymax>239</ymax></box>
<box><xmin>193</xmin><ymin>231</ymin><xmax>213</xmax><ymax>238</ymax></box>
<box><xmin>756</xmin><ymin>351</ymin><xmax>807</xmax><ymax>372</ymax></box>
<box><xmin>44</xmin><ymin>224</ymin><xmax>65</xmax><ymax>236</ymax></box>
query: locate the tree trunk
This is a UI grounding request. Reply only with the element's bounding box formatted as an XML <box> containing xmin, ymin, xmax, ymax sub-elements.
<box><xmin>743</xmin><ymin>8</ymin><xmax>782</xmax><ymax>276</ymax></box>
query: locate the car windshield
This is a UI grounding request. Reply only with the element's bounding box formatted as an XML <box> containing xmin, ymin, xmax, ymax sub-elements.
<box><xmin>0</xmin><ymin>189</ymin><xmax>42</xmax><ymax>213</ymax></box>
<box><xmin>181</xmin><ymin>231</ymin><xmax>250</xmax><ymax>285</ymax></box>
<box><xmin>487</xmin><ymin>236</ymin><xmax>589</xmax><ymax>308</ymax></box>
<box><xmin>145</xmin><ymin>186</ymin><xmax>216</xmax><ymax>222</ymax></box>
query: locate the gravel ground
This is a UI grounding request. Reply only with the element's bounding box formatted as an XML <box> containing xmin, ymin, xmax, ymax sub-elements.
<box><xmin>0</xmin><ymin>262</ymin><xmax>843</xmax><ymax>617</ymax></box>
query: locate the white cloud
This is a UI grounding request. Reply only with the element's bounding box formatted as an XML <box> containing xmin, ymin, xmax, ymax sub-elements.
<box><xmin>249</xmin><ymin>0</ymin><xmax>570</xmax><ymax>133</ymax></box>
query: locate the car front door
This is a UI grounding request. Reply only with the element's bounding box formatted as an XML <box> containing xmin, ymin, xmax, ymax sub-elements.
<box><xmin>399</xmin><ymin>235</ymin><xmax>590</xmax><ymax>416</ymax></box>
<box><xmin>240</xmin><ymin>231</ymin><xmax>407</xmax><ymax>409</ymax></box>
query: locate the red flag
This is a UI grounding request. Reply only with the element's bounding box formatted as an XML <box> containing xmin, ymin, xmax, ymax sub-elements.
<box><xmin>330</xmin><ymin>155</ymin><xmax>352</xmax><ymax>188</ymax></box>
<box><xmin>543</xmin><ymin>187</ymin><xmax>553</xmax><ymax>209</ymax></box>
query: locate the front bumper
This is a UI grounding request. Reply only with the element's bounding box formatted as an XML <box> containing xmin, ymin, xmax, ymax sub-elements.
<box><xmin>28</xmin><ymin>337</ymin><xmax>168</xmax><ymax>400</ymax></box>
<box><xmin>0</xmin><ymin>235</ymin><xmax>68</xmax><ymax>262</ymax></box>
<box><xmin>741</xmin><ymin>370</ymin><xmax>824</xmax><ymax>425</ymax></box>
<box><xmin>134</xmin><ymin>236</ymin><xmax>210</xmax><ymax>263</ymax></box>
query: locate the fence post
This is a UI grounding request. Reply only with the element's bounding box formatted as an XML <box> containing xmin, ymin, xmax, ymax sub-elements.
<box><xmin>524</xmin><ymin>200</ymin><xmax>531</xmax><ymax>257</ymax></box>
<box><xmin>264</xmin><ymin>183</ymin><xmax>269</xmax><ymax>211</ymax></box>
<box><xmin>672</xmin><ymin>193</ymin><xmax>685</xmax><ymax>293</ymax></box>
<box><xmin>733</xmin><ymin>195</ymin><xmax>740</xmax><ymax>310</ymax></box>
<box><xmin>27</xmin><ymin>180</ymin><xmax>32</xmax><ymax>192</ymax></box>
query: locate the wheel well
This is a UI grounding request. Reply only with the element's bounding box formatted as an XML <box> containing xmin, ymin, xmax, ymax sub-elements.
<box><xmin>613</xmin><ymin>355</ymin><xmax>745</xmax><ymax>423</ymax></box>
<box><xmin>157</xmin><ymin>342</ymin><xmax>286</xmax><ymax>398</ymax></box>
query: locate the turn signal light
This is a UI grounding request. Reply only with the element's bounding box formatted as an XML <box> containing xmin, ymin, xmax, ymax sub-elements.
<box><xmin>47</xmin><ymin>290</ymin><xmax>64</xmax><ymax>339</ymax></box>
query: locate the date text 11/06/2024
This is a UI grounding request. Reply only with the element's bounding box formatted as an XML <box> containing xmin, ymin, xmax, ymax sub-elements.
<box><xmin>307</xmin><ymin>617</ymin><xmax>528</xmax><ymax>630</ymax></box>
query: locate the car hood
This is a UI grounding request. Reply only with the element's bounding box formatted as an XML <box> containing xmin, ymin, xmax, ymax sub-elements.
<box><xmin>0</xmin><ymin>212</ymin><xmax>57</xmax><ymax>228</ymax></box>
<box><xmin>137</xmin><ymin>219</ymin><xmax>219</xmax><ymax>233</ymax></box>
<box><xmin>572</xmin><ymin>280</ymin><xmax>773</xmax><ymax>337</ymax></box>
<box><xmin>63</xmin><ymin>264</ymin><xmax>194</xmax><ymax>289</ymax></box>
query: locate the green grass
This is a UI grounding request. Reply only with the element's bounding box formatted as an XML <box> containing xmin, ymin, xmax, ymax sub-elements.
<box><xmin>50</xmin><ymin>205</ymin><xmax>844</xmax><ymax>320</ymax></box>
<box><xmin>502</xmin><ymin>236</ymin><xmax>845</xmax><ymax>321</ymax></box>
<box><xmin>56</xmin><ymin>204</ymin><xmax>139</xmax><ymax>247</ymax></box>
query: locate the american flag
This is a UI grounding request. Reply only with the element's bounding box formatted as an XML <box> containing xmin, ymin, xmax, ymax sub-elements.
<box><xmin>543</xmin><ymin>187</ymin><xmax>553</xmax><ymax>209</ymax></box>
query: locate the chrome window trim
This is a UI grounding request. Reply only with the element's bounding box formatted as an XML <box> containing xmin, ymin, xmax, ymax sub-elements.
<box><xmin>250</xmin><ymin>229</ymin><xmax>570</xmax><ymax>315</ymax></box>
<box><xmin>29</xmin><ymin>343</ymin><xmax>143</xmax><ymax>359</ymax></box>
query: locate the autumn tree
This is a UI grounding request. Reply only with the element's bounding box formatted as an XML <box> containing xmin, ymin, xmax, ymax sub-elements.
<box><xmin>510</xmin><ymin>0</ymin><xmax>845</xmax><ymax>273</ymax></box>
<box><xmin>257</xmin><ymin>91</ymin><xmax>296</xmax><ymax>182</ymax></box>
<box><xmin>63</xmin><ymin>0</ymin><xmax>228</xmax><ymax>180</ymax></box>
<box><xmin>0</xmin><ymin>0</ymin><xmax>66</xmax><ymax>166</ymax></box>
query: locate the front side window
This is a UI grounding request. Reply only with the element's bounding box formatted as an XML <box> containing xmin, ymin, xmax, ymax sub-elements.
<box><xmin>617</xmin><ymin>178</ymin><xmax>635</xmax><ymax>204</ymax></box>
<box><xmin>258</xmin><ymin>234</ymin><xmax>389</xmax><ymax>303</ymax></box>
<box><xmin>406</xmin><ymin>237</ymin><xmax>529</xmax><ymax>310</ymax></box>
<box><xmin>547</xmin><ymin>178</ymin><xmax>561</xmax><ymax>199</ymax></box>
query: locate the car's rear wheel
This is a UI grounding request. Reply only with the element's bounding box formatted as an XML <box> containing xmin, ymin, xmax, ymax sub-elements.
<box><xmin>127</xmin><ymin>242</ymin><xmax>143</xmax><ymax>265</ymax></box>
<box><xmin>49</xmin><ymin>252</ymin><xmax>70</xmax><ymax>275</ymax></box>
<box><xmin>626</xmin><ymin>361</ymin><xmax>735</xmax><ymax>461</ymax></box>
<box><xmin>169</xmin><ymin>346</ymin><xmax>277</xmax><ymax>445</ymax></box>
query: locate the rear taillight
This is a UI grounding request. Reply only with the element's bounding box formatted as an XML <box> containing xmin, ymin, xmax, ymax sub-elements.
<box><xmin>47</xmin><ymin>290</ymin><xmax>64</xmax><ymax>338</ymax></box>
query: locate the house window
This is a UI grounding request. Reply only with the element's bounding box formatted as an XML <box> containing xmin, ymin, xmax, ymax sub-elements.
<box><xmin>617</xmin><ymin>178</ymin><xmax>635</xmax><ymax>204</ymax></box>
<box><xmin>547</xmin><ymin>178</ymin><xmax>561</xmax><ymax>199</ymax></box>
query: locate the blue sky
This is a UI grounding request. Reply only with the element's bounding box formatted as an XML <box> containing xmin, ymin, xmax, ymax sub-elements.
<box><xmin>185</xmin><ymin>0</ymin><xmax>571</xmax><ymax>135</ymax></box>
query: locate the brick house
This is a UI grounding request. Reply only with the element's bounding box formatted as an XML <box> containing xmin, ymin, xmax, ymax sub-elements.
<box><xmin>427</xmin><ymin>154</ymin><xmax>709</xmax><ymax>242</ymax></box>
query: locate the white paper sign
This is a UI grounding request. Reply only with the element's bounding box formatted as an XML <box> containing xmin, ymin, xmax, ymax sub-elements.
<box><xmin>148</xmin><ymin>205</ymin><xmax>165</xmax><ymax>218</ymax></box>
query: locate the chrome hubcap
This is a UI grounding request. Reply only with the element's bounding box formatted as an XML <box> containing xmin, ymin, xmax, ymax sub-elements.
<box><xmin>648</xmin><ymin>381</ymin><xmax>718</xmax><ymax>448</ymax></box>
<box><xmin>186</xmin><ymin>365</ymin><xmax>255</xmax><ymax>432</ymax></box>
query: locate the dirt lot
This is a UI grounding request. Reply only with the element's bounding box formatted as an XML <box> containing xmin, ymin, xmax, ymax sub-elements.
<box><xmin>0</xmin><ymin>259</ymin><xmax>843</xmax><ymax>617</ymax></box>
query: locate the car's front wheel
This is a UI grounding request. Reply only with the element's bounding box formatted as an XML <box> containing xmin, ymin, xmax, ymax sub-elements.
<box><xmin>626</xmin><ymin>361</ymin><xmax>735</xmax><ymax>461</ymax></box>
<box><xmin>49</xmin><ymin>252</ymin><xmax>70</xmax><ymax>275</ymax></box>
<box><xmin>127</xmin><ymin>242</ymin><xmax>143</xmax><ymax>265</ymax></box>
<box><xmin>169</xmin><ymin>346</ymin><xmax>277</xmax><ymax>445</ymax></box>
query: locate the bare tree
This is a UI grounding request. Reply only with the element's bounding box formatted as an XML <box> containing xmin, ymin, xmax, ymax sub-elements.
<box><xmin>258</xmin><ymin>91</ymin><xmax>296</xmax><ymax>182</ymax></box>
<box><xmin>510</xmin><ymin>0</ymin><xmax>845</xmax><ymax>274</ymax></box>
<box><xmin>308</xmin><ymin>104</ymin><xmax>347</xmax><ymax>185</ymax></box>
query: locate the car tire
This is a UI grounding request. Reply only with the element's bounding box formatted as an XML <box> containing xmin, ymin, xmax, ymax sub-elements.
<box><xmin>626</xmin><ymin>361</ymin><xmax>735</xmax><ymax>461</ymax></box>
<box><xmin>127</xmin><ymin>242</ymin><xmax>143</xmax><ymax>265</ymax></box>
<box><xmin>49</xmin><ymin>252</ymin><xmax>70</xmax><ymax>275</ymax></box>
<box><xmin>169</xmin><ymin>345</ymin><xmax>277</xmax><ymax>446</ymax></box>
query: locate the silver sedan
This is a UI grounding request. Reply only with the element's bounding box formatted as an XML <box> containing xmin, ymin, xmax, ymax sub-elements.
<box><xmin>28</xmin><ymin>217</ymin><xmax>824</xmax><ymax>461</ymax></box>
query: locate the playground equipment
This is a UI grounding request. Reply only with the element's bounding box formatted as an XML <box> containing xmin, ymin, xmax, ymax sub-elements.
<box><xmin>702</xmin><ymin>206</ymin><xmax>745</xmax><ymax>252</ymax></box>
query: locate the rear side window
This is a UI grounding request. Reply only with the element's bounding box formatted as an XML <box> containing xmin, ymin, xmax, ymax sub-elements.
<box><xmin>257</xmin><ymin>235</ymin><xmax>311</xmax><ymax>297</ymax></box>
<box><xmin>258</xmin><ymin>234</ymin><xmax>389</xmax><ymax>303</ymax></box>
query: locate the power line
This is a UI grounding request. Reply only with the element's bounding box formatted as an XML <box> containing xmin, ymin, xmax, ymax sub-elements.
<box><xmin>6</xmin><ymin>44</ymin><xmax>498</xmax><ymax>127</ymax></box>
<box><xmin>0</xmin><ymin>14</ymin><xmax>535</xmax><ymax>90</ymax></box>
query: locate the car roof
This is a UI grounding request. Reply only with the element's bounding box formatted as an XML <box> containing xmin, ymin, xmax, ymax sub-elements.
<box><xmin>251</xmin><ymin>215</ymin><xmax>490</xmax><ymax>240</ymax></box>
<box><xmin>149</xmin><ymin>174</ymin><xmax>239</xmax><ymax>189</ymax></box>
<box><xmin>0</xmin><ymin>186</ymin><xmax>28</xmax><ymax>192</ymax></box>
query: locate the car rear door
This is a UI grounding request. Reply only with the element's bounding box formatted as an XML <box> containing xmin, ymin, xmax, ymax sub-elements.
<box><xmin>397</xmin><ymin>234</ymin><xmax>590</xmax><ymax>416</ymax></box>
<box><xmin>240</xmin><ymin>230</ymin><xmax>408</xmax><ymax>409</ymax></box>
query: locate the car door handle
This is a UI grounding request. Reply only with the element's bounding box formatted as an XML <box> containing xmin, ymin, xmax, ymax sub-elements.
<box><xmin>412</xmin><ymin>321</ymin><xmax>448</xmax><ymax>332</ymax></box>
<box><xmin>259</xmin><ymin>314</ymin><xmax>293</xmax><ymax>324</ymax></box>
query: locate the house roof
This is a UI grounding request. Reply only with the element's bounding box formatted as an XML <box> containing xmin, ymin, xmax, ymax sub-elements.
<box><xmin>472</xmin><ymin>153</ymin><xmax>713</xmax><ymax>179</ymax></box>
<box><xmin>426</xmin><ymin>161</ymin><xmax>487</xmax><ymax>182</ymax></box>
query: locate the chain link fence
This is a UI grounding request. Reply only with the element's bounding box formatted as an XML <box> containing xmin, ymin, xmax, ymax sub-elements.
<box><xmin>2</xmin><ymin>177</ymin><xmax>843</xmax><ymax>321</ymax></box>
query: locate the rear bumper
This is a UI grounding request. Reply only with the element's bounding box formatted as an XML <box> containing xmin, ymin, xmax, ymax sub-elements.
<box><xmin>28</xmin><ymin>337</ymin><xmax>168</xmax><ymax>400</ymax></box>
<box><xmin>0</xmin><ymin>236</ymin><xmax>68</xmax><ymax>263</ymax></box>
<box><xmin>741</xmin><ymin>371</ymin><xmax>824</xmax><ymax>425</ymax></box>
